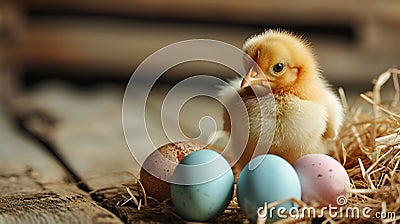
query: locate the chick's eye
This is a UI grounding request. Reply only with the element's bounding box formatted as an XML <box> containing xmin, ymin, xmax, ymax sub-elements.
<box><xmin>272</xmin><ymin>63</ymin><xmax>284</xmax><ymax>73</ymax></box>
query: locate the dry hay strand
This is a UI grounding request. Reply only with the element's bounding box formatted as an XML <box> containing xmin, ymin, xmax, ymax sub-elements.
<box><xmin>327</xmin><ymin>68</ymin><xmax>400</xmax><ymax>224</ymax></box>
<box><xmin>108</xmin><ymin>68</ymin><xmax>400</xmax><ymax>223</ymax></box>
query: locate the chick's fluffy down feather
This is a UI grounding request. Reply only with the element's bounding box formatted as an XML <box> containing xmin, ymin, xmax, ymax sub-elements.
<box><xmin>217</xmin><ymin>30</ymin><xmax>344</xmax><ymax>170</ymax></box>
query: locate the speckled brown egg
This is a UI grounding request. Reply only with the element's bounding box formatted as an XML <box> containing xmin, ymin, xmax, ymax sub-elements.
<box><xmin>140</xmin><ymin>141</ymin><xmax>205</xmax><ymax>201</ymax></box>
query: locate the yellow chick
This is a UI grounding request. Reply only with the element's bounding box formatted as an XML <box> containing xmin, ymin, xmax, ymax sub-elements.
<box><xmin>219</xmin><ymin>29</ymin><xmax>344</xmax><ymax>171</ymax></box>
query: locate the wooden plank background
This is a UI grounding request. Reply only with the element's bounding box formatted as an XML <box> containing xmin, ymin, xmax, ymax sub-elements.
<box><xmin>5</xmin><ymin>0</ymin><xmax>400</xmax><ymax>84</ymax></box>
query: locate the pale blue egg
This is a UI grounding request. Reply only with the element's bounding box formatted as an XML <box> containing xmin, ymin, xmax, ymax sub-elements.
<box><xmin>171</xmin><ymin>150</ymin><xmax>234</xmax><ymax>221</ymax></box>
<box><xmin>237</xmin><ymin>154</ymin><xmax>301</xmax><ymax>222</ymax></box>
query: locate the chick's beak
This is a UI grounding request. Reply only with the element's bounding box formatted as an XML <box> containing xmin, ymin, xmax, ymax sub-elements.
<box><xmin>241</xmin><ymin>64</ymin><xmax>268</xmax><ymax>88</ymax></box>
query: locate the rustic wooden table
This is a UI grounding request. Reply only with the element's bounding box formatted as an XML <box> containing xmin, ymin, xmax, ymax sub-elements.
<box><xmin>0</xmin><ymin>80</ymin><xmax>227</xmax><ymax>223</ymax></box>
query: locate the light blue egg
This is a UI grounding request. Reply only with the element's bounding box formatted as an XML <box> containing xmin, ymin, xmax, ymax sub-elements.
<box><xmin>237</xmin><ymin>154</ymin><xmax>301</xmax><ymax>222</ymax></box>
<box><xmin>171</xmin><ymin>150</ymin><xmax>234</xmax><ymax>221</ymax></box>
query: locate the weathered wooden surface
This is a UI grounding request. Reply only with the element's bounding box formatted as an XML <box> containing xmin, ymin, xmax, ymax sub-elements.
<box><xmin>144</xmin><ymin>83</ymin><xmax>225</xmax><ymax>147</ymax></box>
<box><xmin>22</xmin><ymin>81</ymin><xmax>224</xmax><ymax>183</ymax></box>
<box><xmin>0</xmin><ymin>106</ymin><xmax>123</xmax><ymax>223</ymax></box>
<box><xmin>20</xmin><ymin>82</ymin><xmax>140</xmax><ymax>189</ymax></box>
<box><xmin>0</xmin><ymin>174</ymin><xmax>121</xmax><ymax>224</ymax></box>
<box><xmin>0</xmin><ymin>109</ymin><xmax>65</xmax><ymax>183</ymax></box>
<box><xmin>16</xmin><ymin>81</ymin><xmax>227</xmax><ymax>223</ymax></box>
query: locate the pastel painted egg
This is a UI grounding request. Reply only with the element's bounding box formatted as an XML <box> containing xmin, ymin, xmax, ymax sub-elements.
<box><xmin>140</xmin><ymin>141</ymin><xmax>204</xmax><ymax>201</ymax></box>
<box><xmin>293</xmin><ymin>154</ymin><xmax>350</xmax><ymax>207</ymax></box>
<box><xmin>171</xmin><ymin>150</ymin><xmax>234</xmax><ymax>221</ymax></box>
<box><xmin>237</xmin><ymin>154</ymin><xmax>301</xmax><ymax>222</ymax></box>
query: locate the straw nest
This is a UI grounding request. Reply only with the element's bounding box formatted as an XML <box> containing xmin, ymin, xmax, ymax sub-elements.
<box><xmin>99</xmin><ymin>68</ymin><xmax>399</xmax><ymax>223</ymax></box>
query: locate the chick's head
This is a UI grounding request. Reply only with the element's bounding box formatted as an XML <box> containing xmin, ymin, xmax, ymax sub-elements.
<box><xmin>241</xmin><ymin>30</ymin><xmax>320</xmax><ymax>99</ymax></box>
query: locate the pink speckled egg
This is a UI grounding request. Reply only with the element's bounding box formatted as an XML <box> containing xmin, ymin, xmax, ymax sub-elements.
<box><xmin>140</xmin><ymin>141</ymin><xmax>204</xmax><ymax>201</ymax></box>
<box><xmin>294</xmin><ymin>154</ymin><xmax>350</xmax><ymax>207</ymax></box>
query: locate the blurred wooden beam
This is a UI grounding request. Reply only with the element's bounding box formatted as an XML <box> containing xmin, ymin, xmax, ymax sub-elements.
<box><xmin>11</xmin><ymin>16</ymin><xmax>400</xmax><ymax>83</ymax></box>
<box><xmin>14</xmin><ymin>17</ymin><xmax>255</xmax><ymax>78</ymax></box>
<box><xmin>20</xmin><ymin>0</ymin><xmax>400</xmax><ymax>26</ymax></box>
<box><xmin>7</xmin><ymin>0</ymin><xmax>400</xmax><ymax>83</ymax></box>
